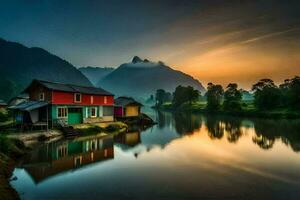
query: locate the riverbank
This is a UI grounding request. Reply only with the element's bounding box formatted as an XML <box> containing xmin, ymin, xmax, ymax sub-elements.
<box><xmin>0</xmin><ymin>121</ymin><xmax>128</xmax><ymax>200</ymax></box>
<box><xmin>156</xmin><ymin>101</ymin><xmax>300</xmax><ymax>119</ymax></box>
<box><xmin>0</xmin><ymin>136</ymin><xmax>29</xmax><ymax>200</ymax></box>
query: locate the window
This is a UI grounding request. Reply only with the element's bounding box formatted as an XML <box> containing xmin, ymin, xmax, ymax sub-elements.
<box><xmin>91</xmin><ymin>96</ymin><xmax>94</xmax><ymax>104</ymax></box>
<box><xmin>57</xmin><ymin>145</ymin><xmax>67</xmax><ymax>158</ymax></box>
<box><xmin>39</xmin><ymin>93</ymin><xmax>45</xmax><ymax>101</ymax></box>
<box><xmin>74</xmin><ymin>156</ymin><xmax>82</xmax><ymax>167</ymax></box>
<box><xmin>104</xmin><ymin>96</ymin><xmax>107</xmax><ymax>104</ymax></box>
<box><xmin>90</xmin><ymin>107</ymin><xmax>97</xmax><ymax>118</ymax></box>
<box><xmin>58</xmin><ymin>107</ymin><xmax>68</xmax><ymax>118</ymax></box>
<box><xmin>103</xmin><ymin>106</ymin><xmax>113</xmax><ymax>116</ymax></box>
<box><xmin>74</xmin><ymin>93</ymin><xmax>82</xmax><ymax>103</ymax></box>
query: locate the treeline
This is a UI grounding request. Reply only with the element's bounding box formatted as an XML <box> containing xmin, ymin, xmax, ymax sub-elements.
<box><xmin>152</xmin><ymin>76</ymin><xmax>300</xmax><ymax>112</ymax></box>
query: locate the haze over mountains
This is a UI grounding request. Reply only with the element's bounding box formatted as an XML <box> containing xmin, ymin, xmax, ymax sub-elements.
<box><xmin>96</xmin><ymin>56</ymin><xmax>205</xmax><ymax>98</ymax></box>
<box><xmin>0</xmin><ymin>38</ymin><xmax>205</xmax><ymax>101</ymax></box>
<box><xmin>78</xmin><ymin>66</ymin><xmax>114</xmax><ymax>85</ymax></box>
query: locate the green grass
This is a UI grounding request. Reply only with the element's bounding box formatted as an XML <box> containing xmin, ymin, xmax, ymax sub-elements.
<box><xmin>159</xmin><ymin>100</ymin><xmax>300</xmax><ymax>119</ymax></box>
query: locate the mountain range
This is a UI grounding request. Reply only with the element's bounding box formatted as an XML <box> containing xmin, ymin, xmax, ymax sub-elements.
<box><xmin>0</xmin><ymin>38</ymin><xmax>205</xmax><ymax>101</ymax></box>
<box><xmin>93</xmin><ymin>56</ymin><xmax>205</xmax><ymax>98</ymax></box>
<box><xmin>78</xmin><ymin>66</ymin><xmax>114</xmax><ymax>85</ymax></box>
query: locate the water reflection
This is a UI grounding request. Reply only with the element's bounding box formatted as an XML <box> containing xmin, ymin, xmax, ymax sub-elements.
<box><xmin>20</xmin><ymin>135</ymin><xmax>114</xmax><ymax>183</ymax></box>
<box><xmin>151</xmin><ymin>111</ymin><xmax>300</xmax><ymax>153</ymax></box>
<box><xmin>11</xmin><ymin>110</ymin><xmax>300</xmax><ymax>199</ymax></box>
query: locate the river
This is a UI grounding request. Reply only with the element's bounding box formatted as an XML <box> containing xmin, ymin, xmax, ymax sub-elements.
<box><xmin>10</xmin><ymin>109</ymin><xmax>300</xmax><ymax>200</ymax></box>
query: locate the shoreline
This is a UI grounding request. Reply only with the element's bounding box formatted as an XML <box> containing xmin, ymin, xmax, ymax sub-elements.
<box><xmin>154</xmin><ymin>106</ymin><xmax>300</xmax><ymax>119</ymax></box>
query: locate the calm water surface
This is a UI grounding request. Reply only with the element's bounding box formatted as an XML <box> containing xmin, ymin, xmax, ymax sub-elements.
<box><xmin>11</xmin><ymin>110</ymin><xmax>300</xmax><ymax>200</ymax></box>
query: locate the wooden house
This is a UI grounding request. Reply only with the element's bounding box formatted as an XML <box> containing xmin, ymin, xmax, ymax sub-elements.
<box><xmin>114</xmin><ymin>97</ymin><xmax>143</xmax><ymax>118</ymax></box>
<box><xmin>10</xmin><ymin>79</ymin><xmax>114</xmax><ymax>128</ymax></box>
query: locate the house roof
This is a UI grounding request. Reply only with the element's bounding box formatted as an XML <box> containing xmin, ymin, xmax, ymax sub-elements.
<box><xmin>0</xmin><ymin>100</ymin><xmax>7</xmax><ymax>106</ymax></box>
<box><xmin>115</xmin><ymin>97</ymin><xmax>143</xmax><ymax>107</ymax></box>
<box><xmin>24</xmin><ymin>79</ymin><xmax>113</xmax><ymax>96</ymax></box>
<box><xmin>9</xmin><ymin>101</ymin><xmax>48</xmax><ymax>111</ymax></box>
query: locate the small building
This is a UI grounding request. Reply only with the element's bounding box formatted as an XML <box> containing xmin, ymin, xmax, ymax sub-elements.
<box><xmin>0</xmin><ymin>99</ymin><xmax>7</xmax><ymax>109</ymax></box>
<box><xmin>10</xmin><ymin>79</ymin><xmax>115</xmax><ymax>129</ymax></box>
<box><xmin>8</xmin><ymin>93</ymin><xmax>29</xmax><ymax>107</ymax></box>
<box><xmin>114</xmin><ymin>97</ymin><xmax>142</xmax><ymax>118</ymax></box>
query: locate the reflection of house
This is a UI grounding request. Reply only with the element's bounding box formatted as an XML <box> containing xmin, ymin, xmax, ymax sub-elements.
<box><xmin>114</xmin><ymin>97</ymin><xmax>142</xmax><ymax>118</ymax></box>
<box><xmin>9</xmin><ymin>79</ymin><xmax>115</xmax><ymax>128</ymax></box>
<box><xmin>115</xmin><ymin>131</ymin><xmax>141</xmax><ymax>147</ymax></box>
<box><xmin>22</xmin><ymin>135</ymin><xmax>114</xmax><ymax>183</ymax></box>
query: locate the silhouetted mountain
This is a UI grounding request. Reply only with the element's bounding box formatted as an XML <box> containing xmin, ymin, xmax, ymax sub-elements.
<box><xmin>97</xmin><ymin>56</ymin><xmax>205</xmax><ymax>98</ymax></box>
<box><xmin>0</xmin><ymin>38</ymin><xmax>92</xmax><ymax>101</ymax></box>
<box><xmin>78</xmin><ymin>66</ymin><xmax>114</xmax><ymax>85</ymax></box>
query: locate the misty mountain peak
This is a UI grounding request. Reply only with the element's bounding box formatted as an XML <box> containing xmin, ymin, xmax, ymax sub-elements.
<box><xmin>132</xmin><ymin>56</ymin><xmax>143</xmax><ymax>63</ymax></box>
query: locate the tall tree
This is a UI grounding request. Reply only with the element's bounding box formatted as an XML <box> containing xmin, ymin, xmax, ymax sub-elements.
<box><xmin>155</xmin><ymin>89</ymin><xmax>167</xmax><ymax>106</ymax></box>
<box><xmin>252</xmin><ymin>79</ymin><xmax>281</xmax><ymax>110</ymax></box>
<box><xmin>205</xmin><ymin>83</ymin><xmax>224</xmax><ymax>111</ymax></box>
<box><xmin>223</xmin><ymin>83</ymin><xmax>242</xmax><ymax>111</ymax></box>
<box><xmin>173</xmin><ymin>85</ymin><xmax>199</xmax><ymax>108</ymax></box>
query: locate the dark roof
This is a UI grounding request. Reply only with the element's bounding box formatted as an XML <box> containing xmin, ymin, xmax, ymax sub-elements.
<box><xmin>115</xmin><ymin>97</ymin><xmax>143</xmax><ymax>107</ymax></box>
<box><xmin>24</xmin><ymin>79</ymin><xmax>113</xmax><ymax>96</ymax></box>
<box><xmin>0</xmin><ymin>100</ymin><xmax>7</xmax><ymax>106</ymax></box>
<box><xmin>9</xmin><ymin>101</ymin><xmax>48</xmax><ymax>111</ymax></box>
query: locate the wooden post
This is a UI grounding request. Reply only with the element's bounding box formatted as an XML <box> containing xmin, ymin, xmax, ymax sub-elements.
<box><xmin>46</xmin><ymin>105</ymin><xmax>49</xmax><ymax>132</ymax></box>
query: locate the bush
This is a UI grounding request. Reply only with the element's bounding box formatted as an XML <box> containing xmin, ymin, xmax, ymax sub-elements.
<box><xmin>0</xmin><ymin>135</ymin><xmax>11</xmax><ymax>155</ymax></box>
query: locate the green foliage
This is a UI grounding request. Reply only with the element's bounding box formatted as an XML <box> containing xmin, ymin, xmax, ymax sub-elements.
<box><xmin>205</xmin><ymin>83</ymin><xmax>224</xmax><ymax>111</ymax></box>
<box><xmin>223</xmin><ymin>83</ymin><xmax>242</xmax><ymax>111</ymax></box>
<box><xmin>0</xmin><ymin>109</ymin><xmax>10</xmax><ymax>122</ymax></box>
<box><xmin>0</xmin><ymin>135</ymin><xmax>10</xmax><ymax>155</ymax></box>
<box><xmin>155</xmin><ymin>89</ymin><xmax>172</xmax><ymax>106</ymax></box>
<box><xmin>279</xmin><ymin>76</ymin><xmax>300</xmax><ymax>109</ymax></box>
<box><xmin>172</xmin><ymin>85</ymin><xmax>199</xmax><ymax>108</ymax></box>
<box><xmin>0</xmin><ymin>79</ymin><xmax>22</xmax><ymax>102</ymax></box>
<box><xmin>252</xmin><ymin>79</ymin><xmax>281</xmax><ymax>110</ymax></box>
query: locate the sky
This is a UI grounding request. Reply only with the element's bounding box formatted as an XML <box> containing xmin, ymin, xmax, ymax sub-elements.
<box><xmin>0</xmin><ymin>0</ymin><xmax>300</xmax><ymax>89</ymax></box>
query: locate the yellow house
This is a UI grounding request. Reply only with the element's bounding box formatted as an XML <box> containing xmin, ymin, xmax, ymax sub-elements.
<box><xmin>114</xmin><ymin>97</ymin><xmax>143</xmax><ymax>118</ymax></box>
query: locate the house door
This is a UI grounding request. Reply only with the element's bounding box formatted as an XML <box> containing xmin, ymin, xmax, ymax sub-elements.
<box><xmin>68</xmin><ymin>108</ymin><xmax>82</xmax><ymax>125</ymax></box>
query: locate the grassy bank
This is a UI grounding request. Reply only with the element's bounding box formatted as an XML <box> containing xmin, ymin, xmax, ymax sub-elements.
<box><xmin>0</xmin><ymin>134</ymin><xmax>28</xmax><ymax>200</ymax></box>
<box><xmin>158</xmin><ymin>101</ymin><xmax>300</xmax><ymax>119</ymax></box>
<box><xmin>73</xmin><ymin>122</ymin><xmax>128</xmax><ymax>136</ymax></box>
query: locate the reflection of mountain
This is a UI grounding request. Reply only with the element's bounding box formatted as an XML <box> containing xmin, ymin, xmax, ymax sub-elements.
<box><xmin>21</xmin><ymin>135</ymin><xmax>114</xmax><ymax>183</ymax></box>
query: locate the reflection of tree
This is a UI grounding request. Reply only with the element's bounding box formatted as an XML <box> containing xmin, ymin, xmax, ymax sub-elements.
<box><xmin>205</xmin><ymin>115</ymin><xmax>244</xmax><ymax>142</ymax></box>
<box><xmin>157</xmin><ymin>110</ymin><xmax>166</xmax><ymax>129</ymax></box>
<box><xmin>252</xmin><ymin>134</ymin><xmax>275</xmax><ymax>150</ymax></box>
<box><xmin>252</xmin><ymin>119</ymin><xmax>300</xmax><ymax>152</ymax></box>
<box><xmin>173</xmin><ymin>113</ymin><xmax>202</xmax><ymax>135</ymax></box>
<box><xmin>156</xmin><ymin>111</ymin><xmax>173</xmax><ymax>129</ymax></box>
<box><xmin>224</xmin><ymin>118</ymin><xmax>243</xmax><ymax>143</ymax></box>
<box><xmin>206</xmin><ymin>115</ymin><xmax>224</xmax><ymax>139</ymax></box>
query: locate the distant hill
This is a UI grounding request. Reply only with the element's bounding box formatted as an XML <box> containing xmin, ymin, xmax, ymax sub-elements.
<box><xmin>97</xmin><ymin>56</ymin><xmax>205</xmax><ymax>98</ymax></box>
<box><xmin>0</xmin><ymin>38</ymin><xmax>92</xmax><ymax>101</ymax></box>
<box><xmin>78</xmin><ymin>66</ymin><xmax>114</xmax><ymax>86</ymax></box>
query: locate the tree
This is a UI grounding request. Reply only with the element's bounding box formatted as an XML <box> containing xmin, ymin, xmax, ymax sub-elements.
<box><xmin>155</xmin><ymin>89</ymin><xmax>172</xmax><ymax>107</ymax></box>
<box><xmin>155</xmin><ymin>89</ymin><xmax>167</xmax><ymax>106</ymax></box>
<box><xmin>287</xmin><ymin>76</ymin><xmax>300</xmax><ymax>109</ymax></box>
<box><xmin>252</xmin><ymin>79</ymin><xmax>281</xmax><ymax>110</ymax></box>
<box><xmin>205</xmin><ymin>83</ymin><xmax>224</xmax><ymax>111</ymax></box>
<box><xmin>172</xmin><ymin>85</ymin><xmax>199</xmax><ymax>108</ymax></box>
<box><xmin>223</xmin><ymin>83</ymin><xmax>242</xmax><ymax>111</ymax></box>
<box><xmin>186</xmin><ymin>86</ymin><xmax>199</xmax><ymax>105</ymax></box>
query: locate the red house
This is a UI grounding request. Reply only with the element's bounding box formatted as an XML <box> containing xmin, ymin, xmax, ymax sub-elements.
<box><xmin>11</xmin><ymin>79</ymin><xmax>115</xmax><ymax>127</ymax></box>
